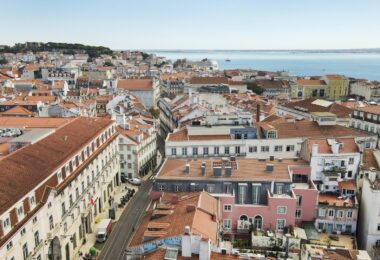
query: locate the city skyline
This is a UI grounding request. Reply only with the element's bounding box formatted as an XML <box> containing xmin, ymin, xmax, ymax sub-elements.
<box><xmin>2</xmin><ymin>0</ymin><xmax>380</xmax><ymax>50</ymax></box>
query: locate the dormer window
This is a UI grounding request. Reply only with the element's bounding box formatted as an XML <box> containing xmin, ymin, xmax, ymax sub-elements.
<box><xmin>29</xmin><ymin>196</ymin><xmax>36</xmax><ymax>208</ymax></box>
<box><xmin>267</xmin><ymin>130</ymin><xmax>277</xmax><ymax>139</ymax></box>
<box><xmin>2</xmin><ymin>217</ymin><xmax>10</xmax><ymax>230</ymax></box>
<box><xmin>17</xmin><ymin>206</ymin><xmax>24</xmax><ymax>218</ymax></box>
<box><xmin>57</xmin><ymin>171</ymin><xmax>62</xmax><ymax>183</ymax></box>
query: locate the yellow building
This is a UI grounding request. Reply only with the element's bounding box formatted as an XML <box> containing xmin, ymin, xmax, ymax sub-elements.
<box><xmin>322</xmin><ymin>74</ymin><xmax>350</xmax><ymax>100</ymax></box>
<box><xmin>291</xmin><ymin>79</ymin><xmax>328</xmax><ymax>99</ymax></box>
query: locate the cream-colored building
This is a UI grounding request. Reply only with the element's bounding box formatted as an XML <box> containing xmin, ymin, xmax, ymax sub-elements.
<box><xmin>0</xmin><ymin>118</ymin><xmax>120</xmax><ymax>260</ymax></box>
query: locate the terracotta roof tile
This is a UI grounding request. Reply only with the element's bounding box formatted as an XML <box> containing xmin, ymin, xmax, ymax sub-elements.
<box><xmin>0</xmin><ymin>117</ymin><xmax>113</xmax><ymax>215</ymax></box>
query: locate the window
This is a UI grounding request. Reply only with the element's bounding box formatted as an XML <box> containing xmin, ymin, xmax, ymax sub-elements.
<box><xmin>261</xmin><ymin>146</ymin><xmax>269</xmax><ymax>152</ymax></box>
<box><xmin>203</xmin><ymin>147</ymin><xmax>209</xmax><ymax>155</ymax></box>
<box><xmin>17</xmin><ymin>206</ymin><xmax>24</xmax><ymax>217</ymax></box>
<box><xmin>318</xmin><ymin>208</ymin><xmax>326</xmax><ymax>217</ymax></box>
<box><xmin>224</xmin><ymin>183</ymin><xmax>232</xmax><ymax>194</ymax></box>
<box><xmin>276</xmin><ymin>219</ymin><xmax>285</xmax><ymax>231</ymax></box>
<box><xmin>295</xmin><ymin>209</ymin><xmax>301</xmax><ymax>218</ymax></box>
<box><xmin>223</xmin><ymin>219</ymin><xmax>231</xmax><ymax>230</ymax></box>
<box><xmin>158</xmin><ymin>184</ymin><xmax>165</xmax><ymax>191</ymax></box>
<box><xmin>347</xmin><ymin>211</ymin><xmax>353</xmax><ymax>218</ymax></box>
<box><xmin>182</xmin><ymin>147</ymin><xmax>187</xmax><ymax>156</ymax></box>
<box><xmin>171</xmin><ymin>148</ymin><xmax>177</xmax><ymax>156</ymax></box>
<box><xmin>49</xmin><ymin>215</ymin><xmax>54</xmax><ymax>230</ymax></box>
<box><xmin>214</xmin><ymin>147</ymin><xmax>219</xmax><ymax>155</ymax></box>
<box><xmin>61</xmin><ymin>202</ymin><xmax>66</xmax><ymax>217</ymax></box>
<box><xmin>277</xmin><ymin>206</ymin><xmax>287</xmax><ymax>214</ymax></box>
<box><xmin>193</xmin><ymin>147</ymin><xmax>198</xmax><ymax>155</ymax></box>
<box><xmin>377</xmin><ymin>224</ymin><xmax>380</xmax><ymax>231</ymax></box>
<box><xmin>76</xmin><ymin>188</ymin><xmax>79</xmax><ymax>199</ymax></box>
<box><xmin>22</xmin><ymin>243</ymin><xmax>29</xmax><ymax>260</ymax></box>
<box><xmin>224</xmin><ymin>205</ymin><xmax>232</xmax><ymax>212</ymax></box>
<box><xmin>276</xmin><ymin>184</ymin><xmax>283</xmax><ymax>195</ymax></box>
<box><xmin>174</xmin><ymin>185</ymin><xmax>182</xmax><ymax>192</ymax></box>
<box><xmin>267</xmin><ymin>130</ymin><xmax>277</xmax><ymax>139</ymax></box>
<box><xmin>238</xmin><ymin>184</ymin><xmax>247</xmax><ymax>204</ymax></box>
<box><xmin>2</xmin><ymin>217</ymin><xmax>10</xmax><ymax>230</ymax></box>
<box><xmin>225</xmin><ymin>147</ymin><xmax>230</xmax><ymax>155</ymax></box>
<box><xmin>32</xmin><ymin>216</ymin><xmax>38</xmax><ymax>224</ymax></box>
<box><xmin>30</xmin><ymin>196</ymin><xmax>35</xmax><ymax>207</ymax></box>
<box><xmin>274</xmin><ymin>145</ymin><xmax>282</xmax><ymax>152</ymax></box>
<box><xmin>69</xmin><ymin>195</ymin><xmax>73</xmax><ymax>207</ymax></box>
<box><xmin>48</xmin><ymin>202</ymin><xmax>52</xmax><ymax>208</ymax></box>
<box><xmin>34</xmin><ymin>231</ymin><xmax>40</xmax><ymax>248</ymax></box>
<box><xmin>235</xmin><ymin>146</ymin><xmax>240</xmax><ymax>154</ymax></box>
<box><xmin>6</xmin><ymin>241</ymin><xmax>13</xmax><ymax>250</ymax></box>
<box><xmin>127</xmin><ymin>163</ymin><xmax>132</xmax><ymax>169</ymax></box>
<box><xmin>348</xmin><ymin>171</ymin><xmax>353</xmax><ymax>178</ymax></box>
<box><xmin>286</xmin><ymin>145</ymin><xmax>295</xmax><ymax>152</ymax></box>
<box><xmin>328</xmin><ymin>209</ymin><xmax>334</xmax><ymax>217</ymax></box>
<box><xmin>21</xmin><ymin>228</ymin><xmax>26</xmax><ymax>236</ymax></box>
<box><xmin>296</xmin><ymin>195</ymin><xmax>302</xmax><ymax>206</ymax></box>
<box><xmin>252</xmin><ymin>184</ymin><xmax>261</xmax><ymax>204</ymax></box>
<box><xmin>337</xmin><ymin>210</ymin><xmax>343</xmax><ymax>218</ymax></box>
<box><xmin>347</xmin><ymin>157</ymin><xmax>354</xmax><ymax>165</ymax></box>
<box><xmin>249</xmin><ymin>146</ymin><xmax>257</xmax><ymax>153</ymax></box>
<box><xmin>207</xmin><ymin>184</ymin><xmax>215</xmax><ymax>193</ymax></box>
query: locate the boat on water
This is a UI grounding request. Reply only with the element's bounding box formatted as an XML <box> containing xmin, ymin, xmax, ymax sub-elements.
<box><xmin>225</xmin><ymin>59</ymin><xmax>231</xmax><ymax>62</ymax></box>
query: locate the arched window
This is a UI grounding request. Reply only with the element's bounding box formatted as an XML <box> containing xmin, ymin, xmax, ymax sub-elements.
<box><xmin>239</xmin><ymin>215</ymin><xmax>248</xmax><ymax>221</ymax></box>
<box><xmin>253</xmin><ymin>215</ymin><xmax>263</xmax><ymax>230</ymax></box>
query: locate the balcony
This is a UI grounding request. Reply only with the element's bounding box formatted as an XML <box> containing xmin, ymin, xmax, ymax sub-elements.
<box><xmin>237</xmin><ymin>220</ymin><xmax>251</xmax><ymax>233</ymax></box>
<box><xmin>322</xmin><ymin>166</ymin><xmax>346</xmax><ymax>177</ymax></box>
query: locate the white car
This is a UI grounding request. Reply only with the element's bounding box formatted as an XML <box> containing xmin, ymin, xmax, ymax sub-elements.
<box><xmin>128</xmin><ymin>178</ymin><xmax>142</xmax><ymax>186</ymax></box>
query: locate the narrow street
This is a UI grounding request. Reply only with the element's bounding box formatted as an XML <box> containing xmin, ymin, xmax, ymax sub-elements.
<box><xmin>98</xmin><ymin>179</ymin><xmax>153</xmax><ymax>260</ymax></box>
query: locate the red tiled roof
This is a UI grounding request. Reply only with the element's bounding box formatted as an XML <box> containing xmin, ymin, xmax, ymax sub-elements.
<box><xmin>117</xmin><ymin>79</ymin><xmax>153</xmax><ymax>90</ymax></box>
<box><xmin>0</xmin><ymin>117</ymin><xmax>113</xmax><ymax>215</ymax></box>
<box><xmin>0</xmin><ymin>105</ymin><xmax>34</xmax><ymax>116</ymax></box>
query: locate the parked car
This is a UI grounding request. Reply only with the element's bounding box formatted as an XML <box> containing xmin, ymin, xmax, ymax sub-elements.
<box><xmin>128</xmin><ymin>178</ymin><xmax>142</xmax><ymax>186</ymax></box>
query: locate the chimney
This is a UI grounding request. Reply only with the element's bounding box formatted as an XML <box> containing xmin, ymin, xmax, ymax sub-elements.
<box><xmin>182</xmin><ymin>226</ymin><xmax>192</xmax><ymax>257</ymax></box>
<box><xmin>266</xmin><ymin>164</ymin><xmax>274</xmax><ymax>172</ymax></box>
<box><xmin>201</xmin><ymin>165</ymin><xmax>206</xmax><ymax>176</ymax></box>
<box><xmin>225</xmin><ymin>166</ymin><xmax>232</xmax><ymax>177</ymax></box>
<box><xmin>256</xmin><ymin>104</ymin><xmax>260</xmax><ymax>123</ymax></box>
<box><xmin>185</xmin><ymin>163</ymin><xmax>190</xmax><ymax>174</ymax></box>
<box><xmin>331</xmin><ymin>142</ymin><xmax>340</xmax><ymax>154</ymax></box>
<box><xmin>312</xmin><ymin>143</ymin><xmax>319</xmax><ymax>155</ymax></box>
<box><xmin>213</xmin><ymin>166</ymin><xmax>222</xmax><ymax>177</ymax></box>
<box><xmin>199</xmin><ymin>238</ymin><xmax>211</xmax><ymax>260</ymax></box>
<box><xmin>186</xmin><ymin>205</ymin><xmax>196</xmax><ymax>213</ymax></box>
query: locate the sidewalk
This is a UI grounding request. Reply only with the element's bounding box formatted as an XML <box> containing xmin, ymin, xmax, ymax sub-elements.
<box><xmin>73</xmin><ymin>183</ymin><xmax>138</xmax><ymax>260</ymax></box>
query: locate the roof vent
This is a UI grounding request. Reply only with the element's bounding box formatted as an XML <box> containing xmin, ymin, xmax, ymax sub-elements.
<box><xmin>266</xmin><ymin>164</ymin><xmax>274</xmax><ymax>172</ymax></box>
<box><xmin>184</xmin><ymin>163</ymin><xmax>190</xmax><ymax>174</ymax></box>
<box><xmin>186</xmin><ymin>205</ymin><xmax>196</xmax><ymax>213</ymax></box>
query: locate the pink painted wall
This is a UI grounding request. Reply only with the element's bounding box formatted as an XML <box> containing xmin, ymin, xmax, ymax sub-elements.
<box><xmin>220</xmin><ymin>194</ymin><xmax>296</xmax><ymax>231</ymax></box>
<box><xmin>292</xmin><ymin>182</ymin><xmax>318</xmax><ymax>226</ymax></box>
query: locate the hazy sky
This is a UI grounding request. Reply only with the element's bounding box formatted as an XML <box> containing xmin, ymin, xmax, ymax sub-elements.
<box><xmin>2</xmin><ymin>0</ymin><xmax>380</xmax><ymax>50</ymax></box>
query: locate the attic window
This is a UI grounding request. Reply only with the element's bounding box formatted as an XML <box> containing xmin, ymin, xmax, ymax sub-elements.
<box><xmin>267</xmin><ymin>130</ymin><xmax>277</xmax><ymax>139</ymax></box>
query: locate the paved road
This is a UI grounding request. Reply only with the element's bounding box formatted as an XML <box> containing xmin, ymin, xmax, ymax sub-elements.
<box><xmin>98</xmin><ymin>179</ymin><xmax>153</xmax><ymax>260</ymax></box>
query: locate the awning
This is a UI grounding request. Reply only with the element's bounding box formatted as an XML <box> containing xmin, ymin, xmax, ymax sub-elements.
<box><xmin>294</xmin><ymin>227</ymin><xmax>307</xmax><ymax>240</ymax></box>
<box><xmin>303</xmin><ymin>222</ymin><xmax>320</xmax><ymax>241</ymax></box>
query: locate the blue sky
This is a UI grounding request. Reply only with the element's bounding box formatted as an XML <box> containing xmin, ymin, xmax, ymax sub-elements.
<box><xmin>2</xmin><ymin>0</ymin><xmax>380</xmax><ymax>50</ymax></box>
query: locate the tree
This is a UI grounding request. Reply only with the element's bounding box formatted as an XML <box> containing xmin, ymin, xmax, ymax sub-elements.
<box><xmin>247</xmin><ymin>82</ymin><xmax>264</xmax><ymax>95</ymax></box>
<box><xmin>149</xmin><ymin>107</ymin><xmax>160</xmax><ymax>119</ymax></box>
<box><xmin>104</xmin><ymin>61</ymin><xmax>114</xmax><ymax>67</ymax></box>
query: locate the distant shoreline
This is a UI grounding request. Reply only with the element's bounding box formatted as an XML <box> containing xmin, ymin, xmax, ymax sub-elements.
<box><xmin>144</xmin><ymin>49</ymin><xmax>380</xmax><ymax>54</ymax></box>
